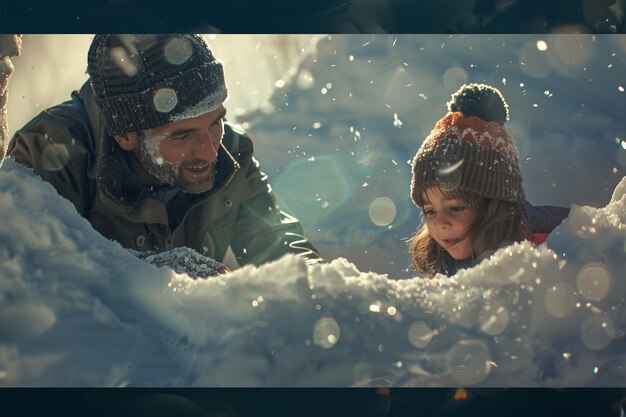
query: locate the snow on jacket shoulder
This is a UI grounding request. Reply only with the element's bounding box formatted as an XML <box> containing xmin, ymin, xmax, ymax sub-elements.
<box><xmin>8</xmin><ymin>81</ymin><xmax>321</xmax><ymax>267</ymax></box>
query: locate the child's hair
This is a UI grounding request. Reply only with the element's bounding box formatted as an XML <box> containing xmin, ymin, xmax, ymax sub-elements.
<box><xmin>408</xmin><ymin>83</ymin><xmax>529</xmax><ymax>276</ymax></box>
<box><xmin>408</xmin><ymin>187</ymin><xmax>528</xmax><ymax>276</ymax></box>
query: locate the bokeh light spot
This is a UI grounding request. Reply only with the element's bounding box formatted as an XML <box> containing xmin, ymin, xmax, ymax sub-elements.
<box><xmin>408</xmin><ymin>321</ymin><xmax>434</xmax><ymax>349</ymax></box>
<box><xmin>519</xmin><ymin>40</ymin><xmax>552</xmax><ymax>78</ymax></box>
<box><xmin>548</xmin><ymin>35</ymin><xmax>593</xmax><ymax>77</ymax></box>
<box><xmin>368</xmin><ymin>197</ymin><xmax>397</xmax><ymax>227</ymax></box>
<box><xmin>435</xmin><ymin>160</ymin><xmax>463</xmax><ymax>191</ymax></box>
<box><xmin>580</xmin><ymin>315</ymin><xmax>615</xmax><ymax>350</ymax></box>
<box><xmin>478</xmin><ymin>304</ymin><xmax>510</xmax><ymax>335</ymax></box>
<box><xmin>110</xmin><ymin>46</ymin><xmax>138</xmax><ymax>76</ymax></box>
<box><xmin>153</xmin><ymin>88</ymin><xmax>178</xmax><ymax>113</ymax></box>
<box><xmin>545</xmin><ymin>282</ymin><xmax>577</xmax><ymax>318</ymax></box>
<box><xmin>313</xmin><ymin>317</ymin><xmax>341</xmax><ymax>349</ymax></box>
<box><xmin>274</xmin><ymin>156</ymin><xmax>350</xmax><ymax>224</ymax></box>
<box><xmin>382</xmin><ymin>66</ymin><xmax>420</xmax><ymax>112</ymax></box>
<box><xmin>443</xmin><ymin>67</ymin><xmax>469</xmax><ymax>91</ymax></box>
<box><xmin>536</xmin><ymin>40</ymin><xmax>548</xmax><ymax>51</ymax></box>
<box><xmin>576</xmin><ymin>263</ymin><xmax>611</xmax><ymax>302</ymax></box>
<box><xmin>447</xmin><ymin>340</ymin><xmax>492</xmax><ymax>385</ymax></box>
<box><xmin>164</xmin><ymin>37</ymin><xmax>193</xmax><ymax>65</ymax></box>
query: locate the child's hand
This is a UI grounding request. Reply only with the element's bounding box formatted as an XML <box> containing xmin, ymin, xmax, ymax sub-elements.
<box><xmin>0</xmin><ymin>35</ymin><xmax>22</xmax><ymax>161</ymax></box>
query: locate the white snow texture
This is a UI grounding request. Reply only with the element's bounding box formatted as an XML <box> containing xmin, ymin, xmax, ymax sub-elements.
<box><xmin>0</xmin><ymin>158</ymin><xmax>624</xmax><ymax>387</ymax></box>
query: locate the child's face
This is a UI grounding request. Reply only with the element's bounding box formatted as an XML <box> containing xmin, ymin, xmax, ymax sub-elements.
<box><xmin>421</xmin><ymin>187</ymin><xmax>477</xmax><ymax>261</ymax></box>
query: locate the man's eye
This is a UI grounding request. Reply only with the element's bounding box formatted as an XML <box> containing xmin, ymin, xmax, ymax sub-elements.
<box><xmin>170</xmin><ymin>134</ymin><xmax>188</xmax><ymax>141</ymax></box>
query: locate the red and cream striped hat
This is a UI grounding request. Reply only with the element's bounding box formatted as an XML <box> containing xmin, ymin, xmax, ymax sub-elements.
<box><xmin>410</xmin><ymin>83</ymin><xmax>525</xmax><ymax>206</ymax></box>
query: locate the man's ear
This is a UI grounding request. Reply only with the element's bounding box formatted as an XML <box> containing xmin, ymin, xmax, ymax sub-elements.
<box><xmin>113</xmin><ymin>132</ymin><xmax>138</xmax><ymax>151</ymax></box>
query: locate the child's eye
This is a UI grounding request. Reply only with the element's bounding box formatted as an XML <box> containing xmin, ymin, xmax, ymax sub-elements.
<box><xmin>423</xmin><ymin>208</ymin><xmax>435</xmax><ymax>217</ymax></box>
<box><xmin>449</xmin><ymin>205</ymin><xmax>465</xmax><ymax>212</ymax></box>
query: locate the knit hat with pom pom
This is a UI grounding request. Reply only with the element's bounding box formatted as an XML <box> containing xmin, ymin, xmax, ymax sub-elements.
<box><xmin>410</xmin><ymin>83</ymin><xmax>524</xmax><ymax>205</ymax></box>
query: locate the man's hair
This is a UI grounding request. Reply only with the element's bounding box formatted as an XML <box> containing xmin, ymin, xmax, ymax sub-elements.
<box><xmin>409</xmin><ymin>187</ymin><xmax>528</xmax><ymax>277</ymax></box>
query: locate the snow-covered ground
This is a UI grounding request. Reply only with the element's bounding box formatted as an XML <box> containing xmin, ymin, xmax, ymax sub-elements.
<box><xmin>1</xmin><ymin>34</ymin><xmax>625</xmax><ymax>387</ymax></box>
<box><xmin>0</xmin><ymin>158</ymin><xmax>624</xmax><ymax>386</ymax></box>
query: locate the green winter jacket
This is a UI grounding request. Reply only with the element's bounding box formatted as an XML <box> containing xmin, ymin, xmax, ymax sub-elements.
<box><xmin>8</xmin><ymin>82</ymin><xmax>321</xmax><ymax>267</ymax></box>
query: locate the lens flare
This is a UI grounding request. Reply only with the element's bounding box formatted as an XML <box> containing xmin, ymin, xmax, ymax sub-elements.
<box><xmin>368</xmin><ymin>197</ymin><xmax>397</xmax><ymax>227</ymax></box>
<box><xmin>153</xmin><ymin>88</ymin><xmax>178</xmax><ymax>113</ymax></box>
<box><xmin>408</xmin><ymin>321</ymin><xmax>434</xmax><ymax>349</ymax></box>
<box><xmin>577</xmin><ymin>263</ymin><xmax>611</xmax><ymax>302</ymax></box>
<box><xmin>164</xmin><ymin>37</ymin><xmax>193</xmax><ymax>65</ymax></box>
<box><xmin>519</xmin><ymin>40</ymin><xmax>552</xmax><ymax>78</ymax></box>
<box><xmin>478</xmin><ymin>304</ymin><xmax>510</xmax><ymax>335</ymax></box>
<box><xmin>443</xmin><ymin>67</ymin><xmax>469</xmax><ymax>91</ymax></box>
<box><xmin>447</xmin><ymin>340</ymin><xmax>492</xmax><ymax>385</ymax></box>
<box><xmin>545</xmin><ymin>283</ymin><xmax>577</xmax><ymax>318</ymax></box>
<box><xmin>536</xmin><ymin>40</ymin><xmax>548</xmax><ymax>51</ymax></box>
<box><xmin>580</xmin><ymin>315</ymin><xmax>615</xmax><ymax>351</ymax></box>
<box><xmin>110</xmin><ymin>46</ymin><xmax>138</xmax><ymax>76</ymax></box>
<box><xmin>313</xmin><ymin>317</ymin><xmax>341</xmax><ymax>349</ymax></box>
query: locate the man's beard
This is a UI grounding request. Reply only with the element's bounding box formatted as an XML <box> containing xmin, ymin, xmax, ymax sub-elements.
<box><xmin>134</xmin><ymin>133</ymin><xmax>216</xmax><ymax>194</ymax></box>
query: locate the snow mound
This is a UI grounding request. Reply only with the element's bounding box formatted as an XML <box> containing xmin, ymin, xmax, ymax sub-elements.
<box><xmin>0</xmin><ymin>159</ymin><xmax>624</xmax><ymax>386</ymax></box>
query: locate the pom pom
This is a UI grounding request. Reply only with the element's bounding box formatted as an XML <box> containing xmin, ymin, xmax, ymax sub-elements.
<box><xmin>447</xmin><ymin>83</ymin><xmax>509</xmax><ymax>124</ymax></box>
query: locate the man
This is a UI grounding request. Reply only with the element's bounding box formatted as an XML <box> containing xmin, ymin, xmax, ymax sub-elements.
<box><xmin>8</xmin><ymin>34</ymin><xmax>321</xmax><ymax>271</ymax></box>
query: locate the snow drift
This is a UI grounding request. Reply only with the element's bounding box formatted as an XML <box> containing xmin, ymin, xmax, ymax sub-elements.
<box><xmin>0</xmin><ymin>158</ymin><xmax>624</xmax><ymax>387</ymax></box>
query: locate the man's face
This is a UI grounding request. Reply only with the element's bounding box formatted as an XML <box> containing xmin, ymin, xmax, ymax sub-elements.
<box><xmin>134</xmin><ymin>105</ymin><xmax>226</xmax><ymax>194</ymax></box>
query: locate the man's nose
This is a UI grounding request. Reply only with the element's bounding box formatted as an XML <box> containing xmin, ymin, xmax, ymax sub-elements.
<box><xmin>191</xmin><ymin>133</ymin><xmax>219</xmax><ymax>161</ymax></box>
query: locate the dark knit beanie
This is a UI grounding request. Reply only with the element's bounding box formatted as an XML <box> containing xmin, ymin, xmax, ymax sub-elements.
<box><xmin>87</xmin><ymin>34</ymin><xmax>227</xmax><ymax>136</ymax></box>
<box><xmin>411</xmin><ymin>83</ymin><xmax>525</xmax><ymax>205</ymax></box>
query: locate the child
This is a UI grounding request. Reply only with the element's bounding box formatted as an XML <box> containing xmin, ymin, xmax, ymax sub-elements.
<box><xmin>409</xmin><ymin>83</ymin><xmax>569</xmax><ymax>277</ymax></box>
